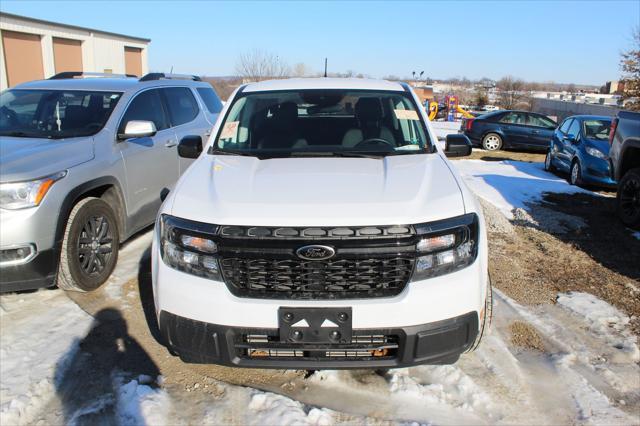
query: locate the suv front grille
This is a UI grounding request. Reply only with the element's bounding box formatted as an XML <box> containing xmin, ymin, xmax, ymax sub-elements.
<box><xmin>219</xmin><ymin>256</ymin><xmax>415</xmax><ymax>299</ymax></box>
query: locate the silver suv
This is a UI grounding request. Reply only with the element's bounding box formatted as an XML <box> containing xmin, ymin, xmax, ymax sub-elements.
<box><xmin>0</xmin><ymin>72</ymin><xmax>222</xmax><ymax>292</ymax></box>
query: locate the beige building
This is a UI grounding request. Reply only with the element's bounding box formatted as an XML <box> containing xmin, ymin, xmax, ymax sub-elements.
<box><xmin>1</xmin><ymin>12</ymin><xmax>150</xmax><ymax>88</ymax></box>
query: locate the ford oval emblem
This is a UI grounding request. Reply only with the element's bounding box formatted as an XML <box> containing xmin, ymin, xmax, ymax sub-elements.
<box><xmin>296</xmin><ymin>245</ymin><xmax>336</xmax><ymax>261</ymax></box>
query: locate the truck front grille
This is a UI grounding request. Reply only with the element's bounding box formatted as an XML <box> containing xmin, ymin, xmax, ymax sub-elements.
<box><xmin>238</xmin><ymin>332</ymin><xmax>400</xmax><ymax>360</ymax></box>
<box><xmin>219</xmin><ymin>256</ymin><xmax>414</xmax><ymax>299</ymax></box>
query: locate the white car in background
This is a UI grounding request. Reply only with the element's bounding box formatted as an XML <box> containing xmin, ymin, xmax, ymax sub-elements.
<box><xmin>152</xmin><ymin>78</ymin><xmax>491</xmax><ymax>369</ymax></box>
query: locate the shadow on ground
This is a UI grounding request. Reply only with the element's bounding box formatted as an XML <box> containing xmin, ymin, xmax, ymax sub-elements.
<box><xmin>535</xmin><ymin>192</ymin><xmax>639</xmax><ymax>281</ymax></box>
<box><xmin>55</xmin><ymin>308</ymin><xmax>160</xmax><ymax>425</ymax></box>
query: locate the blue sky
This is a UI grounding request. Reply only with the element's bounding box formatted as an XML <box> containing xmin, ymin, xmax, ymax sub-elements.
<box><xmin>2</xmin><ymin>1</ymin><xmax>638</xmax><ymax>85</ymax></box>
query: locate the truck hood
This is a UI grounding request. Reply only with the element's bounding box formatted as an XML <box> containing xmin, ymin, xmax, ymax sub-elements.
<box><xmin>0</xmin><ymin>136</ymin><xmax>95</xmax><ymax>182</ymax></box>
<box><xmin>169</xmin><ymin>154</ymin><xmax>466</xmax><ymax>226</ymax></box>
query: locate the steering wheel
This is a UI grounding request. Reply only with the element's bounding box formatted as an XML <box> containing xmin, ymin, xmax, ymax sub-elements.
<box><xmin>354</xmin><ymin>138</ymin><xmax>394</xmax><ymax>150</ymax></box>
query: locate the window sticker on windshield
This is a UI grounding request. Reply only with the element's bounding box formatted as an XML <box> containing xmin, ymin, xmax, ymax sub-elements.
<box><xmin>220</xmin><ymin>121</ymin><xmax>239</xmax><ymax>139</ymax></box>
<box><xmin>394</xmin><ymin>109</ymin><xmax>419</xmax><ymax>120</ymax></box>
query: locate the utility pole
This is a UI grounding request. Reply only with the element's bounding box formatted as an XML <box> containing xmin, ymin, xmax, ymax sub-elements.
<box><xmin>324</xmin><ymin>58</ymin><xmax>327</xmax><ymax>77</ymax></box>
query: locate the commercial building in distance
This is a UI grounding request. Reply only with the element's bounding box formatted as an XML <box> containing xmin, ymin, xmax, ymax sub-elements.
<box><xmin>0</xmin><ymin>12</ymin><xmax>150</xmax><ymax>88</ymax></box>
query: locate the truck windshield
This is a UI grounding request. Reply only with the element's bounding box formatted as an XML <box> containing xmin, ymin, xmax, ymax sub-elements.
<box><xmin>0</xmin><ymin>89</ymin><xmax>122</xmax><ymax>139</ymax></box>
<box><xmin>211</xmin><ymin>89</ymin><xmax>431</xmax><ymax>157</ymax></box>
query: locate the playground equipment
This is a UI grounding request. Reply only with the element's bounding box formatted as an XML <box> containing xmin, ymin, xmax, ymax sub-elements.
<box><xmin>426</xmin><ymin>95</ymin><xmax>474</xmax><ymax>121</ymax></box>
<box><xmin>428</xmin><ymin>101</ymin><xmax>438</xmax><ymax>120</ymax></box>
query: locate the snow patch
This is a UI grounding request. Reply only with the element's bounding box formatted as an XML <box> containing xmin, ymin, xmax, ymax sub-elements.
<box><xmin>248</xmin><ymin>391</ymin><xmax>333</xmax><ymax>425</ymax></box>
<box><xmin>557</xmin><ymin>292</ymin><xmax>639</xmax><ymax>362</ymax></box>
<box><xmin>114</xmin><ymin>375</ymin><xmax>170</xmax><ymax>426</ymax></box>
<box><xmin>453</xmin><ymin>159</ymin><xmax>587</xmax><ymax>219</ymax></box>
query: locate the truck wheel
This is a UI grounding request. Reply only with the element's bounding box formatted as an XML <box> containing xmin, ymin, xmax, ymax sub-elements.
<box><xmin>482</xmin><ymin>133</ymin><xmax>502</xmax><ymax>151</ymax></box>
<box><xmin>617</xmin><ymin>168</ymin><xmax>640</xmax><ymax>229</ymax></box>
<box><xmin>57</xmin><ymin>197</ymin><xmax>120</xmax><ymax>292</ymax></box>
<box><xmin>468</xmin><ymin>276</ymin><xmax>493</xmax><ymax>352</ymax></box>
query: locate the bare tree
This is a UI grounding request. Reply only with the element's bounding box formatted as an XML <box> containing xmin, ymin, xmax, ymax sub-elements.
<box><xmin>496</xmin><ymin>76</ymin><xmax>526</xmax><ymax>109</ymax></box>
<box><xmin>473</xmin><ymin>86</ymin><xmax>488</xmax><ymax>108</ymax></box>
<box><xmin>620</xmin><ymin>26</ymin><xmax>640</xmax><ymax>111</ymax></box>
<box><xmin>235</xmin><ymin>49</ymin><xmax>290</xmax><ymax>82</ymax></box>
<box><xmin>292</xmin><ymin>63</ymin><xmax>310</xmax><ymax>77</ymax></box>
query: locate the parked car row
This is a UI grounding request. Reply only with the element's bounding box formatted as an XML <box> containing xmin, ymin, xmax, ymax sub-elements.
<box><xmin>461</xmin><ymin>108</ymin><xmax>640</xmax><ymax>229</ymax></box>
<box><xmin>0</xmin><ymin>72</ymin><xmax>222</xmax><ymax>292</ymax></box>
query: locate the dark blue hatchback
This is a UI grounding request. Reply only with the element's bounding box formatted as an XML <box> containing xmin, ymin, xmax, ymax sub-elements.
<box><xmin>461</xmin><ymin>110</ymin><xmax>557</xmax><ymax>151</ymax></box>
<box><xmin>544</xmin><ymin>115</ymin><xmax>616</xmax><ymax>188</ymax></box>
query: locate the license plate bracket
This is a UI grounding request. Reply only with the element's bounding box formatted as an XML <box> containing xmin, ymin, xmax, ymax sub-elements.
<box><xmin>278</xmin><ymin>307</ymin><xmax>352</xmax><ymax>344</ymax></box>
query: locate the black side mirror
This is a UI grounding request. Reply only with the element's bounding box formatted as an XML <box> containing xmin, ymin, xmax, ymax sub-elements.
<box><xmin>444</xmin><ymin>134</ymin><xmax>472</xmax><ymax>157</ymax></box>
<box><xmin>178</xmin><ymin>135</ymin><xmax>203</xmax><ymax>159</ymax></box>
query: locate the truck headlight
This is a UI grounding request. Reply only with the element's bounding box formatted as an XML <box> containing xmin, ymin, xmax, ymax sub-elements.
<box><xmin>0</xmin><ymin>171</ymin><xmax>66</xmax><ymax>210</ymax></box>
<box><xmin>412</xmin><ymin>213</ymin><xmax>479</xmax><ymax>281</ymax></box>
<box><xmin>159</xmin><ymin>214</ymin><xmax>221</xmax><ymax>280</ymax></box>
<box><xmin>585</xmin><ymin>146</ymin><xmax>606</xmax><ymax>159</ymax></box>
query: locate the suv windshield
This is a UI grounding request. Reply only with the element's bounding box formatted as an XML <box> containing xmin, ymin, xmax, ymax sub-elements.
<box><xmin>0</xmin><ymin>89</ymin><xmax>122</xmax><ymax>139</ymax></box>
<box><xmin>211</xmin><ymin>89</ymin><xmax>431</xmax><ymax>158</ymax></box>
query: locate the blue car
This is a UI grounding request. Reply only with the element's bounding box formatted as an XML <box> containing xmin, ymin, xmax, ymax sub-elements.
<box><xmin>544</xmin><ymin>115</ymin><xmax>616</xmax><ymax>188</ymax></box>
<box><xmin>461</xmin><ymin>110</ymin><xmax>557</xmax><ymax>151</ymax></box>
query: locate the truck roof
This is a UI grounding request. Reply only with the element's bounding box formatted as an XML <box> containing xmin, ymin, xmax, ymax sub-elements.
<box><xmin>242</xmin><ymin>77</ymin><xmax>406</xmax><ymax>93</ymax></box>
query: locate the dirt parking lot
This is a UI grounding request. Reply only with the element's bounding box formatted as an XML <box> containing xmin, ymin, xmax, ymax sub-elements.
<box><xmin>2</xmin><ymin>152</ymin><xmax>638</xmax><ymax>425</ymax></box>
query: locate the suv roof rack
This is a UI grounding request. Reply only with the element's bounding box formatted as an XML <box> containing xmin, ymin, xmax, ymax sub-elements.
<box><xmin>139</xmin><ymin>73</ymin><xmax>202</xmax><ymax>82</ymax></box>
<box><xmin>49</xmin><ymin>72</ymin><xmax>136</xmax><ymax>80</ymax></box>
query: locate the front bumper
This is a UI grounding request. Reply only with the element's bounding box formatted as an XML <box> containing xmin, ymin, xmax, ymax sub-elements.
<box><xmin>582</xmin><ymin>157</ymin><xmax>617</xmax><ymax>188</ymax></box>
<box><xmin>159</xmin><ymin>310</ymin><xmax>478</xmax><ymax>368</ymax></box>
<box><xmin>0</xmin><ymin>248</ymin><xmax>57</xmax><ymax>292</ymax></box>
<box><xmin>0</xmin><ymin>203</ymin><xmax>60</xmax><ymax>292</ymax></box>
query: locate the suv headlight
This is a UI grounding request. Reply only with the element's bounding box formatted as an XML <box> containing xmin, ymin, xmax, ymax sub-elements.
<box><xmin>159</xmin><ymin>214</ymin><xmax>221</xmax><ymax>280</ymax></box>
<box><xmin>0</xmin><ymin>171</ymin><xmax>67</xmax><ymax>210</ymax></box>
<box><xmin>585</xmin><ymin>146</ymin><xmax>606</xmax><ymax>159</ymax></box>
<box><xmin>411</xmin><ymin>213</ymin><xmax>479</xmax><ymax>281</ymax></box>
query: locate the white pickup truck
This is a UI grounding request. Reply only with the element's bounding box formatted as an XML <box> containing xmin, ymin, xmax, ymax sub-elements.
<box><xmin>152</xmin><ymin>78</ymin><xmax>491</xmax><ymax>369</ymax></box>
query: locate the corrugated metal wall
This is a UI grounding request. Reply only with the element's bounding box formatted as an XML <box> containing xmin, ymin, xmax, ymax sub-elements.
<box><xmin>0</xmin><ymin>13</ymin><xmax>149</xmax><ymax>88</ymax></box>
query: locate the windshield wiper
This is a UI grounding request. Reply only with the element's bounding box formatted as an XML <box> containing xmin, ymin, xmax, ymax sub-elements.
<box><xmin>287</xmin><ymin>151</ymin><xmax>385</xmax><ymax>159</ymax></box>
<box><xmin>208</xmin><ymin>148</ymin><xmax>256</xmax><ymax>156</ymax></box>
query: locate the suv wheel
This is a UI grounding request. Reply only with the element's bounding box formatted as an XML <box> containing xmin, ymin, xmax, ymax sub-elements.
<box><xmin>467</xmin><ymin>276</ymin><xmax>493</xmax><ymax>352</ymax></box>
<box><xmin>57</xmin><ymin>197</ymin><xmax>119</xmax><ymax>292</ymax></box>
<box><xmin>617</xmin><ymin>168</ymin><xmax>640</xmax><ymax>229</ymax></box>
<box><xmin>482</xmin><ymin>133</ymin><xmax>502</xmax><ymax>151</ymax></box>
<box><xmin>569</xmin><ymin>160</ymin><xmax>582</xmax><ymax>186</ymax></box>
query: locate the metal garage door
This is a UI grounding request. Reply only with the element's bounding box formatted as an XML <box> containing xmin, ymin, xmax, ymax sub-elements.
<box><xmin>124</xmin><ymin>46</ymin><xmax>142</xmax><ymax>77</ymax></box>
<box><xmin>2</xmin><ymin>30</ymin><xmax>44</xmax><ymax>87</ymax></box>
<box><xmin>53</xmin><ymin>37</ymin><xmax>83</xmax><ymax>74</ymax></box>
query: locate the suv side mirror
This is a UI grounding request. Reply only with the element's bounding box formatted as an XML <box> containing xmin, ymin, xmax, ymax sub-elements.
<box><xmin>444</xmin><ymin>134</ymin><xmax>472</xmax><ymax>157</ymax></box>
<box><xmin>178</xmin><ymin>135</ymin><xmax>203</xmax><ymax>159</ymax></box>
<box><xmin>118</xmin><ymin>120</ymin><xmax>157</xmax><ymax>140</ymax></box>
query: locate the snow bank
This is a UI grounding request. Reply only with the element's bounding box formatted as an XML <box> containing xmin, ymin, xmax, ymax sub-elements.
<box><xmin>248</xmin><ymin>391</ymin><xmax>333</xmax><ymax>426</ymax></box>
<box><xmin>453</xmin><ymin>159</ymin><xmax>586</xmax><ymax>219</ymax></box>
<box><xmin>429</xmin><ymin>121</ymin><xmax>462</xmax><ymax>141</ymax></box>
<box><xmin>557</xmin><ymin>292</ymin><xmax>640</xmax><ymax>362</ymax></box>
<box><xmin>0</xmin><ymin>291</ymin><xmax>92</xmax><ymax>426</ymax></box>
<box><xmin>115</xmin><ymin>375</ymin><xmax>170</xmax><ymax>426</ymax></box>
